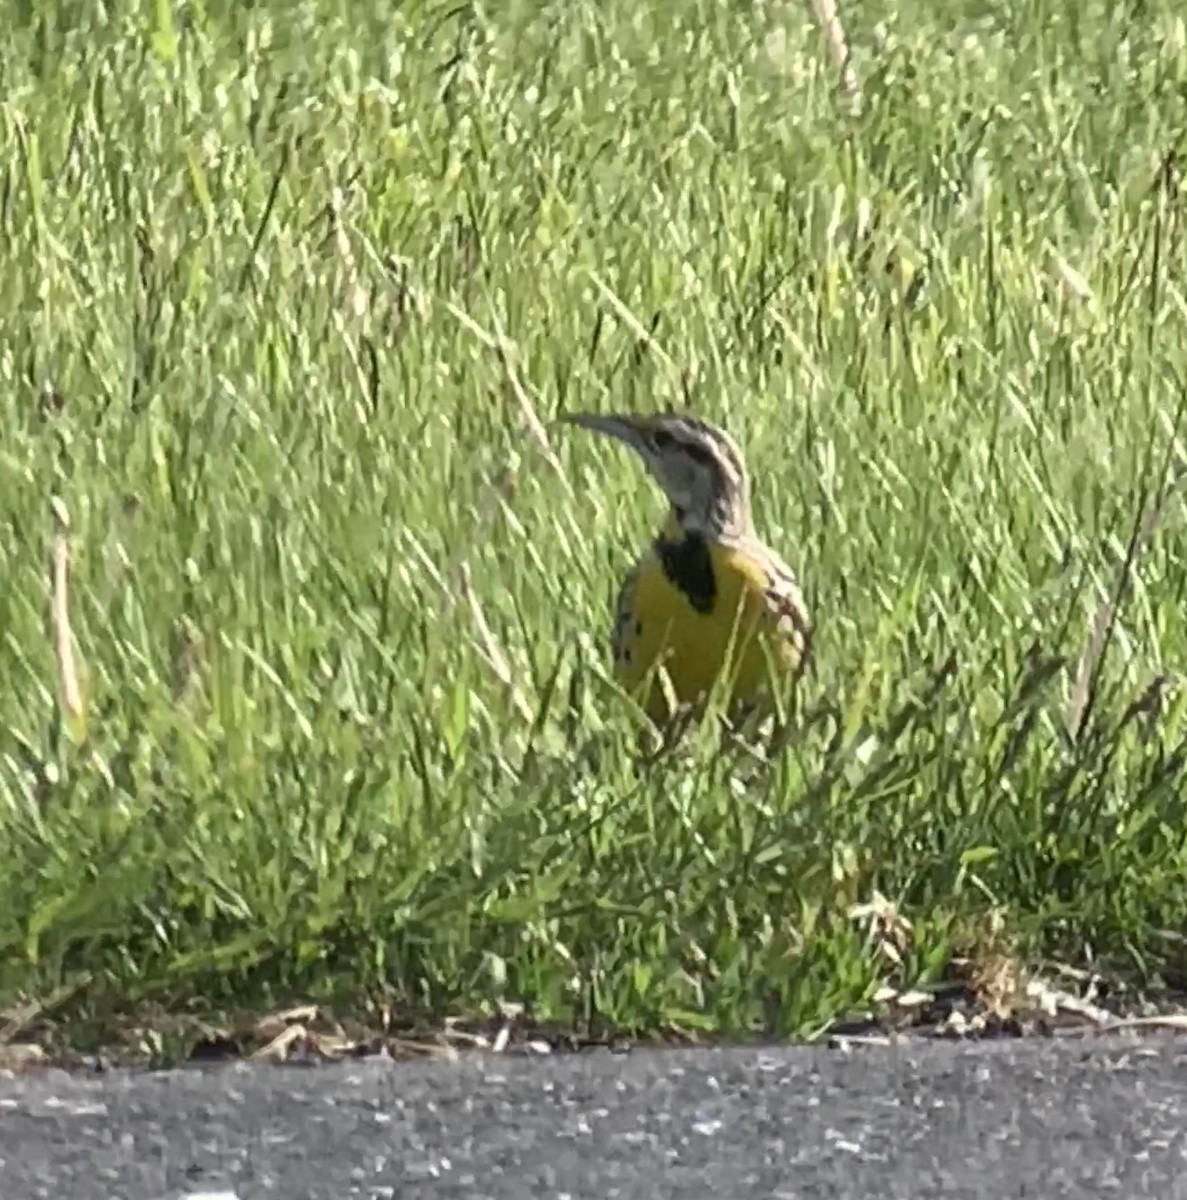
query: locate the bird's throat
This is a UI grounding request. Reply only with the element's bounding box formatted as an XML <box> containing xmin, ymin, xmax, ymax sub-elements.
<box><xmin>654</xmin><ymin>529</ymin><xmax>716</xmax><ymax>614</ymax></box>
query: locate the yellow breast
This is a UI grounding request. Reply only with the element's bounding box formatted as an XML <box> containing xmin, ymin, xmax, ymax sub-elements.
<box><xmin>615</xmin><ymin>536</ymin><xmax>804</xmax><ymax>722</ymax></box>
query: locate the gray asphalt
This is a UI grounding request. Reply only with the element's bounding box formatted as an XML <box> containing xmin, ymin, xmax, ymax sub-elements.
<box><xmin>2</xmin><ymin>1034</ymin><xmax>1186</xmax><ymax>1199</ymax></box>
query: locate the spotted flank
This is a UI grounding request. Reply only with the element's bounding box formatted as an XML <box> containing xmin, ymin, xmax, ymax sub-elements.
<box><xmin>743</xmin><ymin>536</ymin><xmax>812</xmax><ymax>660</ymax></box>
<box><xmin>611</xmin><ymin>562</ymin><xmax>641</xmax><ymax>669</ymax></box>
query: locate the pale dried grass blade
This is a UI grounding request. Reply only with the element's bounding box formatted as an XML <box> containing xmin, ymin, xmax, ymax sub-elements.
<box><xmin>804</xmin><ymin>0</ymin><xmax>860</xmax><ymax>97</ymax></box>
<box><xmin>50</xmin><ymin>496</ymin><xmax>85</xmax><ymax>740</ymax></box>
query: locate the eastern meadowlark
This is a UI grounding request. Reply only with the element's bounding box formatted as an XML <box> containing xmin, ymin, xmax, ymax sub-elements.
<box><xmin>561</xmin><ymin>410</ymin><xmax>811</xmax><ymax>724</ymax></box>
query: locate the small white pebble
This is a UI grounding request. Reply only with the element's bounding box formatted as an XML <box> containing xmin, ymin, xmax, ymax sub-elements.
<box><xmin>692</xmin><ymin>1119</ymin><xmax>723</xmax><ymax>1136</ymax></box>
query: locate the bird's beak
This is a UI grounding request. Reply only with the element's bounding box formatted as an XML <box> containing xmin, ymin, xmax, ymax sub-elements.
<box><xmin>557</xmin><ymin>411</ymin><xmax>650</xmax><ymax>453</ymax></box>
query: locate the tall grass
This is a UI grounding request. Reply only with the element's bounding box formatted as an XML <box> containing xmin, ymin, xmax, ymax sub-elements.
<box><xmin>3</xmin><ymin>0</ymin><xmax>1187</xmax><ymax>1058</ymax></box>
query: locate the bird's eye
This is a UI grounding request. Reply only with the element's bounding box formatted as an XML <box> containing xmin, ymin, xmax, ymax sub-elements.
<box><xmin>651</xmin><ymin>430</ymin><xmax>674</xmax><ymax>450</ymax></box>
<box><xmin>684</xmin><ymin>442</ymin><xmax>714</xmax><ymax>466</ymax></box>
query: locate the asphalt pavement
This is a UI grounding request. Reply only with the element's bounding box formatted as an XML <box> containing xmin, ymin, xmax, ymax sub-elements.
<box><xmin>2</xmin><ymin>1033</ymin><xmax>1186</xmax><ymax>1199</ymax></box>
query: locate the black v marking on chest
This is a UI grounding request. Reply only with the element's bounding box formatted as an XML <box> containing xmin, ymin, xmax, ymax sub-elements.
<box><xmin>654</xmin><ymin>532</ymin><xmax>717</xmax><ymax>614</ymax></box>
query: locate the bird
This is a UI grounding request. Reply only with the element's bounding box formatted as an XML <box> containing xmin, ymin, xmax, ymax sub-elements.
<box><xmin>559</xmin><ymin>409</ymin><xmax>811</xmax><ymax>726</ymax></box>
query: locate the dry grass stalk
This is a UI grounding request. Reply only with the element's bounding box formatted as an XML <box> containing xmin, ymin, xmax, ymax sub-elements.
<box><xmin>50</xmin><ymin>496</ymin><xmax>85</xmax><ymax>740</ymax></box>
<box><xmin>804</xmin><ymin>0</ymin><xmax>859</xmax><ymax>96</ymax></box>
<box><xmin>1067</xmin><ymin>459</ymin><xmax>1187</xmax><ymax>738</ymax></box>
<box><xmin>455</xmin><ymin>561</ymin><xmax>535</xmax><ymax>724</ymax></box>
<box><xmin>442</xmin><ymin>297</ymin><xmax>567</xmax><ymax>485</ymax></box>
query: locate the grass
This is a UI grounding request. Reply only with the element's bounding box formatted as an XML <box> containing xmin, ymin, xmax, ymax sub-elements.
<box><xmin>4</xmin><ymin>0</ymin><xmax>1187</xmax><ymax>1063</ymax></box>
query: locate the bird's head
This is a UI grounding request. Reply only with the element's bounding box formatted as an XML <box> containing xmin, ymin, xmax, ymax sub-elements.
<box><xmin>559</xmin><ymin>410</ymin><xmax>752</xmax><ymax>539</ymax></box>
